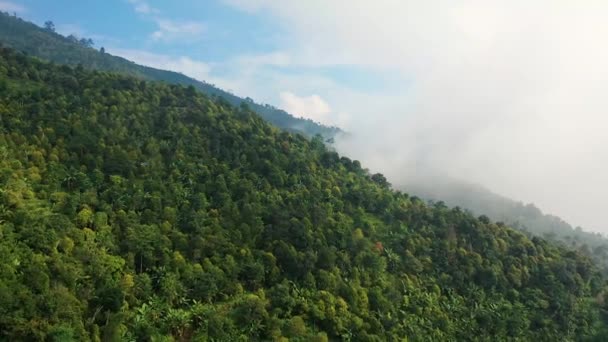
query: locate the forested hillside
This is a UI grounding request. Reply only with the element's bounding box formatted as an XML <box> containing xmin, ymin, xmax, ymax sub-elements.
<box><xmin>0</xmin><ymin>12</ymin><xmax>340</xmax><ymax>139</ymax></box>
<box><xmin>4</xmin><ymin>11</ymin><xmax>602</xmax><ymax>276</ymax></box>
<box><xmin>1</xmin><ymin>47</ymin><xmax>608</xmax><ymax>340</ymax></box>
<box><xmin>405</xmin><ymin>179</ymin><xmax>608</xmax><ymax>274</ymax></box>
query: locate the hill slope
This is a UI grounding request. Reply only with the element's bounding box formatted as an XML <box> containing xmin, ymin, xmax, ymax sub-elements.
<box><xmin>0</xmin><ymin>12</ymin><xmax>340</xmax><ymax>139</ymax></box>
<box><xmin>1</xmin><ymin>47</ymin><xmax>608</xmax><ymax>340</ymax></box>
<box><xmin>404</xmin><ymin>178</ymin><xmax>608</xmax><ymax>274</ymax></box>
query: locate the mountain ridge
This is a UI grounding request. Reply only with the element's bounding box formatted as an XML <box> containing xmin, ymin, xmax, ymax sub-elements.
<box><xmin>402</xmin><ymin>177</ymin><xmax>608</xmax><ymax>273</ymax></box>
<box><xmin>0</xmin><ymin>11</ymin><xmax>340</xmax><ymax>139</ymax></box>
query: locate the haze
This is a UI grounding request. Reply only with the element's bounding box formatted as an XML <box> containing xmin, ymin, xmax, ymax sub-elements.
<box><xmin>218</xmin><ymin>0</ymin><xmax>608</xmax><ymax>234</ymax></box>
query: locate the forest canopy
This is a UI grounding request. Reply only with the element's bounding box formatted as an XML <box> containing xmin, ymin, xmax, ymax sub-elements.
<box><xmin>1</xmin><ymin>45</ymin><xmax>608</xmax><ymax>341</ymax></box>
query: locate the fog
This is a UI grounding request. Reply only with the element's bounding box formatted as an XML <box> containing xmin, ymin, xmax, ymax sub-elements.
<box><xmin>222</xmin><ymin>1</ymin><xmax>608</xmax><ymax>233</ymax></box>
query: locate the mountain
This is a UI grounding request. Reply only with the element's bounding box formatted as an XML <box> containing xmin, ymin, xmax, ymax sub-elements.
<box><xmin>2</xmin><ymin>44</ymin><xmax>608</xmax><ymax>340</ymax></box>
<box><xmin>404</xmin><ymin>178</ymin><xmax>608</xmax><ymax>274</ymax></box>
<box><xmin>0</xmin><ymin>12</ymin><xmax>340</xmax><ymax>139</ymax></box>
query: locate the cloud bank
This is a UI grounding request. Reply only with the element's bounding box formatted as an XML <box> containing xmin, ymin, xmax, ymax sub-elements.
<box><xmin>221</xmin><ymin>0</ymin><xmax>608</xmax><ymax>233</ymax></box>
<box><xmin>280</xmin><ymin>92</ymin><xmax>332</xmax><ymax>124</ymax></box>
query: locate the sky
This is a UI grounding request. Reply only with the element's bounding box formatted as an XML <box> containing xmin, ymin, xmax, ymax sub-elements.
<box><xmin>5</xmin><ymin>1</ymin><xmax>608</xmax><ymax>234</ymax></box>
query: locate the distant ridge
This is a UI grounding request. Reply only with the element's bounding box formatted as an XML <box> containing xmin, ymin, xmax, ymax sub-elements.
<box><xmin>403</xmin><ymin>177</ymin><xmax>608</xmax><ymax>273</ymax></box>
<box><xmin>0</xmin><ymin>11</ymin><xmax>341</xmax><ymax>139</ymax></box>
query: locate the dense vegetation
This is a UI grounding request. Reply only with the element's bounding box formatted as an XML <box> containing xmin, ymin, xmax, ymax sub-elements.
<box><xmin>406</xmin><ymin>179</ymin><xmax>608</xmax><ymax>275</ymax></box>
<box><xmin>0</xmin><ymin>12</ymin><xmax>340</xmax><ymax>139</ymax></box>
<box><xmin>2</xmin><ymin>45</ymin><xmax>608</xmax><ymax>341</ymax></box>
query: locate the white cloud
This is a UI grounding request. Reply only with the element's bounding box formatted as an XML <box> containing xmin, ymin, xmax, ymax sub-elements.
<box><xmin>127</xmin><ymin>0</ymin><xmax>205</xmax><ymax>42</ymax></box>
<box><xmin>0</xmin><ymin>1</ymin><xmax>25</xmax><ymax>13</ymax></box>
<box><xmin>108</xmin><ymin>48</ymin><xmax>212</xmax><ymax>82</ymax></box>
<box><xmin>280</xmin><ymin>92</ymin><xmax>332</xmax><ymax>124</ymax></box>
<box><xmin>223</xmin><ymin>0</ymin><xmax>608</xmax><ymax>232</ymax></box>
<box><xmin>128</xmin><ymin>0</ymin><xmax>159</xmax><ymax>14</ymax></box>
<box><xmin>151</xmin><ymin>19</ymin><xmax>205</xmax><ymax>42</ymax></box>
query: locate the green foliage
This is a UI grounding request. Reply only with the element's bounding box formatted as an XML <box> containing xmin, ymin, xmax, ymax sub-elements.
<box><xmin>407</xmin><ymin>179</ymin><xmax>608</xmax><ymax>275</ymax></box>
<box><xmin>0</xmin><ymin>46</ymin><xmax>606</xmax><ymax>341</ymax></box>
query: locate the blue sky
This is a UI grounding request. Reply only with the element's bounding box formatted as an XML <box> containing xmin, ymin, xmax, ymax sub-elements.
<box><xmin>16</xmin><ymin>0</ymin><xmax>277</xmax><ymax>61</ymax></box>
<box><xmin>5</xmin><ymin>0</ymin><xmax>608</xmax><ymax>233</ymax></box>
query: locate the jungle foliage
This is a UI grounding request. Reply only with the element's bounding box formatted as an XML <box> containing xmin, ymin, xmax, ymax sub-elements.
<box><xmin>1</xmin><ymin>46</ymin><xmax>608</xmax><ymax>341</ymax></box>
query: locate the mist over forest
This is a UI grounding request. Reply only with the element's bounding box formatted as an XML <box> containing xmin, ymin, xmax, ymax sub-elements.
<box><xmin>304</xmin><ymin>1</ymin><xmax>608</xmax><ymax>235</ymax></box>
<box><xmin>2</xmin><ymin>1</ymin><xmax>608</xmax><ymax>340</ymax></box>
